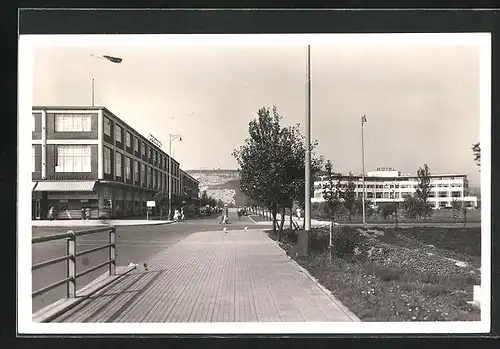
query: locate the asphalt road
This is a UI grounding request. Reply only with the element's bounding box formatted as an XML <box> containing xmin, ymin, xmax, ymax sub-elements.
<box><xmin>31</xmin><ymin>211</ymin><xmax>258</xmax><ymax>313</ymax></box>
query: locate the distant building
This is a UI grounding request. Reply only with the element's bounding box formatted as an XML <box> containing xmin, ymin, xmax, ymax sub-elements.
<box><xmin>313</xmin><ymin>166</ymin><xmax>478</xmax><ymax>209</ymax></box>
<box><xmin>31</xmin><ymin>106</ymin><xmax>199</xmax><ymax>219</ymax></box>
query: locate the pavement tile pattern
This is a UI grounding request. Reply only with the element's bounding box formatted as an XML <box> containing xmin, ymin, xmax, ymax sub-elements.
<box><xmin>54</xmin><ymin>229</ymin><xmax>357</xmax><ymax>323</ymax></box>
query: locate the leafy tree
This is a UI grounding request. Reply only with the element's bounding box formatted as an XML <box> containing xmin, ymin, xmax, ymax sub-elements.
<box><xmin>472</xmin><ymin>142</ymin><xmax>481</xmax><ymax>170</ymax></box>
<box><xmin>415</xmin><ymin>164</ymin><xmax>433</xmax><ymax>218</ymax></box>
<box><xmin>402</xmin><ymin>195</ymin><xmax>424</xmax><ymax>219</ymax></box>
<box><xmin>153</xmin><ymin>191</ymin><xmax>168</xmax><ymax>219</ymax></box>
<box><xmin>200</xmin><ymin>190</ymin><xmax>209</xmax><ymax>207</ymax></box>
<box><xmin>354</xmin><ymin>197</ymin><xmax>374</xmax><ymax>219</ymax></box>
<box><xmin>322</xmin><ymin>160</ymin><xmax>343</xmax><ymax>226</ymax></box>
<box><xmin>233</xmin><ymin>106</ymin><xmax>300</xmax><ymax>239</ymax></box>
<box><xmin>343</xmin><ymin>172</ymin><xmax>357</xmax><ymax>223</ymax></box>
<box><xmin>378</xmin><ymin>202</ymin><xmax>397</xmax><ymax>220</ymax></box>
<box><xmin>451</xmin><ymin>199</ymin><xmax>462</xmax><ymax>220</ymax></box>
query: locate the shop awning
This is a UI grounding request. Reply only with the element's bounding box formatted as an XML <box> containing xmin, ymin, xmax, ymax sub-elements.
<box><xmin>33</xmin><ymin>181</ymin><xmax>97</xmax><ymax>192</ymax></box>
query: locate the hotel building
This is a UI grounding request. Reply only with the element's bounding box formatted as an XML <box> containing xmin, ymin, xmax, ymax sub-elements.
<box><xmin>31</xmin><ymin>106</ymin><xmax>199</xmax><ymax>219</ymax></box>
<box><xmin>313</xmin><ymin>167</ymin><xmax>478</xmax><ymax>209</ymax></box>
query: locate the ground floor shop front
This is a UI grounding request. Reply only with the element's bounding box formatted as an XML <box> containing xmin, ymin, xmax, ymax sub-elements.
<box><xmin>31</xmin><ymin>180</ymin><xmax>165</xmax><ymax>220</ymax></box>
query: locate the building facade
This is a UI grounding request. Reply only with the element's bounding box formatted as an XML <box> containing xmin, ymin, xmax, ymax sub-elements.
<box><xmin>312</xmin><ymin>167</ymin><xmax>478</xmax><ymax>209</ymax></box>
<box><xmin>32</xmin><ymin>106</ymin><xmax>199</xmax><ymax>219</ymax></box>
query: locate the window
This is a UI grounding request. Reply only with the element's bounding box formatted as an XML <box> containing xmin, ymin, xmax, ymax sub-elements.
<box><xmin>428</xmin><ymin>192</ymin><xmax>436</xmax><ymax>198</ymax></box>
<box><xmin>115</xmin><ymin>125</ymin><xmax>122</xmax><ymax>143</ymax></box>
<box><xmin>141</xmin><ymin>163</ymin><xmax>146</xmax><ymax>185</ymax></box>
<box><xmin>32</xmin><ymin>114</ymin><xmax>36</xmax><ymax>131</ymax></box>
<box><xmin>376</xmin><ymin>192</ymin><xmax>383</xmax><ymax>198</ymax></box>
<box><xmin>134</xmin><ymin>160</ymin><xmax>139</xmax><ymax>181</ymax></box>
<box><xmin>142</xmin><ymin>142</ymin><xmax>146</xmax><ymax>156</ymax></box>
<box><xmin>154</xmin><ymin>151</ymin><xmax>157</xmax><ymax>164</ymax></box>
<box><xmin>451</xmin><ymin>191</ymin><xmax>461</xmax><ymax>198</ymax></box>
<box><xmin>152</xmin><ymin>170</ymin><xmax>156</xmax><ymax>188</ymax></box>
<box><xmin>115</xmin><ymin>152</ymin><xmax>122</xmax><ymax>177</ymax></box>
<box><xmin>134</xmin><ymin>137</ymin><xmax>139</xmax><ymax>152</ymax></box>
<box><xmin>147</xmin><ymin>166</ymin><xmax>152</xmax><ymax>186</ymax></box>
<box><xmin>383</xmin><ymin>192</ymin><xmax>389</xmax><ymax>199</ymax></box>
<box><xmin>32</xmin><ymin>146</ymin><xmax>35</xmax><ymax>172</ymax></box>
<box><xmin>126</xmin><ymin>132</ymin><xmax>132</xmax><ymax>148</ymax></box>
<box><xmin>395</xmin><ymin>192</ymin><xmax>400</xmax><ymax>199</ymax></box>
<box><xmin>438</xmin><ymin>191</ymin><xmax>448</xmax><ymax>198</ymax></box>
<box><xmin>125</xmin><ymin>156</ymin><xmax>131</xmax><ymax>180</ymax></box>
<box><xmin>55</xmin><ymin>114</ymin><xmax>91</xmax><ymax>132</ymax></box>
<box><xmin>104</xmin><ymin>147</ymin><xmax>112</xmax><ymax>174</ymax></box>
<box><xmin>104</xmin><ymin>117</ymin><xmax>111</xmax><ymax>136</ymax></box>
<box><xmin>55</xmin><ymin>145</ymin><xmax>91</xmax><ymax>172</ymax></box>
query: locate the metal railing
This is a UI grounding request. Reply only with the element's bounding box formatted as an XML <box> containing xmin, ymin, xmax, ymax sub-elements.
<box><xmin>32</xmin><ymin>226</ymin><xmax>116</xmax><ymax>298</ymax></box>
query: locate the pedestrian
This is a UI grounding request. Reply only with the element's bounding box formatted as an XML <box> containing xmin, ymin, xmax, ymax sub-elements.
<box><xmin>181</xmin><ymin>208</ymin><xmax>185</xmax><ymax>221</ymax></box>
<box><xmin>173</xmin><ymin>209</ymin><xmax>180</xmax><ymax>222</ymax></box>
<box><xmin>81</xmin><ymin>207</ymin><xmax>86</xmax><ymax>220</ymax></box>
<box><xmin>47</xmin><ymin>206</ymin><xmax>55</xmax><ymax>220</ymax></box>
<box><xmin>86</xmin><ymin>207</ymin><xmax>91</xmax><ymax>220</ymax></box>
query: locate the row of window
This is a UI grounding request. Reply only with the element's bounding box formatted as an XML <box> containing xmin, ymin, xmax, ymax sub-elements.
<box><xmin>103</xmin><ymin>116</ymin><xmax>180</xmax><ymax>177</ymax></box>
<box><xmin>33</xmin><ymin>113</ymin><xmax>93</xmax><ymax>133</ymax></box>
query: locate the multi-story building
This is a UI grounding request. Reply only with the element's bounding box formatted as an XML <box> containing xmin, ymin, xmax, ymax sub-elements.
<box><xmin>31</xmin><ymin>106</ymin><xmax>199</xmax><ymax>219</ymax></box>
<box><xmin>312</xmin><ymin>167</ymin><xmax>478</xmax><ymax>209</ymax></box>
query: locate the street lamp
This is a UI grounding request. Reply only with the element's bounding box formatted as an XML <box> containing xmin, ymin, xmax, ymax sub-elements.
<box><xmin>88</xmin><ymin>54</ymin><xmax>123</xmax><ymax>106</ymax></box>
<box><xmin>168</xmin><ymin>133</ymin><xmax>182</xmax><ymax>220</ymax></box>
<box><xmin>298</xmin><ymin>44</ymin><xmax>311</xmax><ymax>259</ymax></box>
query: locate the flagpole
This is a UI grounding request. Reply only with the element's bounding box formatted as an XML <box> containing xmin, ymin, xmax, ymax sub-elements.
<box><xmin>361</xmin><ymin>114</ymin><xmax>366</xmax><ymax>226</ymax></box>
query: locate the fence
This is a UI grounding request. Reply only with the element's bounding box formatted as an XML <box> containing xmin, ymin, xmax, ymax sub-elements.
<box><xmin>32</xmin><ymin>226</ymin><xmax>116</xmax><ymax>298</ymax></box>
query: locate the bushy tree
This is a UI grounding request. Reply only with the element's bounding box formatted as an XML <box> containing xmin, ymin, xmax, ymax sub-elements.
<box><xmin>153</xmin><ymin>191</ymin><xmax>168</xmax><ymax>219</ymax></box>
<box><xmin>378</xmin><ymin>202</ymin><xmax>398</xmax><ymax>220</ymax></box>
<box><xmin>343</xmin><ymin>172</ymin><xmax>357</xmax><ymax>223</ymax></box>
<box><xmin>415</xmin><ymin>164</ymin><xmax>433</xmax><ymax>218</ymax></box>
<box><xmin>451</xmin><ymin>199</ymin><xmax>462</xmax><ymax>220</ymax></box>
<box><xmin>322</xmin><ymin>160</ymin><xmax>343</xmax><ymax>225</ymax></box>
<box><xmin>233</xmin><ymin>106</ymin><xmax>319</xmax><ymax>240</ymax></box>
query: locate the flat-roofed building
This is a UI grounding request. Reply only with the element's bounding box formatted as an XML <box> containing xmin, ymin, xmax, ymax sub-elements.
<box><xmin>31</xmin><ymin>106</ymin><xmax>199</xmax><ymax>219</ymax></box>
<box><xmin>313</xmin><ymin>167</ymin><xmax>478</xmax><ymax>209</ymax></box>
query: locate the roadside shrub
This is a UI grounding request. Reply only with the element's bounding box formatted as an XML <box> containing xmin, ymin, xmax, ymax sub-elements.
<box><xmin>330</xmin><ymin>227</ymin><xmax>370</xmax><ymax>260</ymax></box>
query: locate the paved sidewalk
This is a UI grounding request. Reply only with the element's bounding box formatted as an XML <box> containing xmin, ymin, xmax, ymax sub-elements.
<box><xmin>53</xmin><ymin>229</ymin><xmax>359</xmax><ymax>323</ymax></box>
<box><xmin>32</xmin><ymin>219</ymin><xmax>174</xmax><ymax>227</ymax></box>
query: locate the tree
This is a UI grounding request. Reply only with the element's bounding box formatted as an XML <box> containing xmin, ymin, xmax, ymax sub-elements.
<box><xmin>415</xmin><ymin>164</ymin><xmax>433</xmax><ymax>218</ymax></box>
<box><xmin>342</xmin><ymin>172</ymin><xmax>357</xmax><ymax>223</ymax></box>
<box><xmin>233</xmin><ymin>106</ymin><xmax>307</xmax><ymax>240</ymax></box>
<box><xmin>200</xmin><ymin>190</ymin><xmax>209</xmax><ymax>207</ymax></box>
<box><xmin>402</xmin><ymin>195</ymin><xmax>421</xmax><ymax>219</ymax></box>
<box><xmin>322</xmin><ymin>160</ymin><xmax>343</xmax><ymax>227</ymax></box>
<box><xmin>451</xmin><ymin>199</ymin><xmax>462</xmax><ymax>220</ymax></box>
<box><xmin>472</xmin><ymin>142</ymin><xmax>481</xmax><ymax>170</ymax></box>
<box><xmin>153</xmin><ymin>191</ymin><xmax>168</xmax><ymax>219</ymax></box>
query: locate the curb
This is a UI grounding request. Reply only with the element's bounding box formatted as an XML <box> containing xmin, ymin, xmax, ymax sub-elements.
<box><xmin>263</xmin><ymin>231</ymin><xmax>361</xmax><ymax>323</ymax></box>
<box><xmin>31</xmin><ymin>220</ymin><xmax>176</xmax><ymax>228</ymax></box>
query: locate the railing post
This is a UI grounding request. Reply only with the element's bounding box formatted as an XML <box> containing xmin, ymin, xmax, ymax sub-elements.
<box><xmin>109</xmin><ymin>226</ymin><xmax>116</xmax><ymax>275</ymax></box>
<box><xmin>66</xmin><ymin>230</ymin><xmax>76</xmax><ymax>298</ymax></box>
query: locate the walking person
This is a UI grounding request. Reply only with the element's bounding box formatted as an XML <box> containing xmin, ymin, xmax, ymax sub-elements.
<box><xmin>181</xmin><ymin>207</ymin><xmax>185</xmax><ymax>222</ymax></box>
<box><xmin>47</xmin><ymin>206</ymin><xmax>55</xmax><ymax>220</ymax></box>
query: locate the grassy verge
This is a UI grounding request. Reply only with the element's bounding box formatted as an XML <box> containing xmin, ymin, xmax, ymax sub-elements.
<box><xmin>267</xmin><ymin>226</ymin><xmax>481</xmax><ymax>322</ymax></box>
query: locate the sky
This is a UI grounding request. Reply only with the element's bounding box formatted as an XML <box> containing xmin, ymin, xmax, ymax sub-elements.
<box><xmin>30</xmin><ymin>36</ymin><xmax>484</xmax><ymax>187</ymax></box>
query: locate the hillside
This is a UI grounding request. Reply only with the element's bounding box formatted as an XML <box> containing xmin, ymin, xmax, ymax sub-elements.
<box><xmin>186</xmin><ymin>169</ymin><xmax>250</xmax><ymax>206</ymax></box>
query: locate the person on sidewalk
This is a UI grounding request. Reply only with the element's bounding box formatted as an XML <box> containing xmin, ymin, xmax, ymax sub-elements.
<box><xmin>47</xmin><ymin>206</ymin><xmax>55</xmax><ymax>220</ymax></box>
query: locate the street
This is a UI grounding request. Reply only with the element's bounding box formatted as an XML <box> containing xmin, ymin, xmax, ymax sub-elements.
<box><xmin>32</xmin><ymin>210</ymin><xmax>257</xmax><ymax>313</ymax></box>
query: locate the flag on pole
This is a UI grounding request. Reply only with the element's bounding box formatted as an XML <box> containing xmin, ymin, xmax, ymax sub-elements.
<box><xmin>103</xmin><ymin>55</ymin><xmax>123</xmax><ymax>63</ymax></box>
<box><xmin>361</xmin><ymin>114</ymin><xmax>367</xmax><ymax>123</ymax></box>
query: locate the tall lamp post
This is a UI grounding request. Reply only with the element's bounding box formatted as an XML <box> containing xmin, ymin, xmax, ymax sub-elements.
<box><xmin>298</xmin><ymin>44</ymin><xmax>311</xmax><ymax>259</ymax></box>
<box><xmin>168</xmin><ymin>133</ymin><xmax>182</xmax><ymax>220</ymax></box>
<box><xmin>361</xmin><ymin>114</ymin><xmax>368</xmax><ymax>226</ymax></box>
<box><xmin>88</xmin><ymin>54</ymin><xmax>123</xmax><ymax>106</ymax></box>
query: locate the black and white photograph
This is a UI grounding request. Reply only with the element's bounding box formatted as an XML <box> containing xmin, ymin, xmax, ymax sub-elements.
<box><xmin>18</xmin><ymin>32</ymin><xmax>491</xmax><ymax>334</ymax></box>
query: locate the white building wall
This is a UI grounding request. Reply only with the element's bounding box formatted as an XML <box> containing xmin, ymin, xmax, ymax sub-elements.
<box><xmin>313</xmin><ymin>173</ymin><xmax>478</xmax><ymax>208</ymax></box>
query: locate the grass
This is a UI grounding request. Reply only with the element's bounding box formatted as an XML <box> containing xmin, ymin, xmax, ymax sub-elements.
<box><xmin>268</xmin><ymin>226</ymin><xmax>481</xmax><ymax>322</ymax></box>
